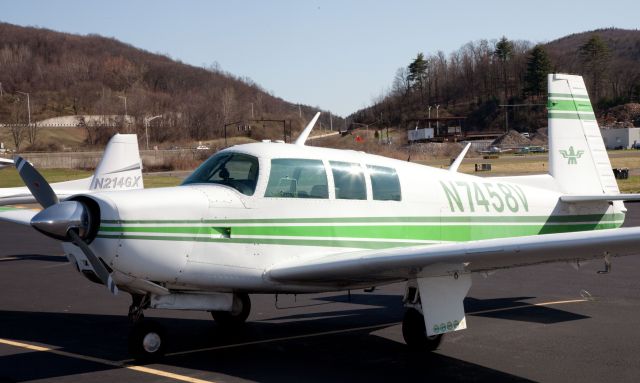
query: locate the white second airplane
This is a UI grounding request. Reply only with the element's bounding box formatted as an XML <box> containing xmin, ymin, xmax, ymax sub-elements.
<box><xmin>2</xmin><ymin>74</ymin><xmax>640</xmax><ymax>361</ymax></box>
<box><xmin>0</xmin><ymin>134</ymin><xmax>143</xmax><ymax>209</ymax></box>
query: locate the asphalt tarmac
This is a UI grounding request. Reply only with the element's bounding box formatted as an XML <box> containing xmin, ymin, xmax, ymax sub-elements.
<box><xmin>1</xmin><ymin>204</ymin><xmax>640</xmax><ymax>382</ymax></box>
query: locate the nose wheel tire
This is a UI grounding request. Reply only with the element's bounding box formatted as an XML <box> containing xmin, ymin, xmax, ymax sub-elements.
<box><xmin>210</xmin><ymin>293</ymin><xmax>251</xmax><ymax>326</ymax></box>
<box><xmin>402</xmin><ymin>308</ymin><xmax>443</xmax><ymax>351</ymax></box>
<box><xmin>128</xmin><ymin>319</ymin><xmax>166</xmax><ymax>363</ymax></box>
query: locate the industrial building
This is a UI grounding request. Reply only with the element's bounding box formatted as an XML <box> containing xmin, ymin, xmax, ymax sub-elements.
<box><xmin>600</xmin><ymin>127</ymin><xmax>640</xmax><ymax>149</ymax></box>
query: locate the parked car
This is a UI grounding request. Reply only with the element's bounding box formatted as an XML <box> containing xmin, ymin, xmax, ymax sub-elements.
<box><xmin>196</xmin><ymin>145</ymin><xmax>210</xmax><ymax>150</ymax></box>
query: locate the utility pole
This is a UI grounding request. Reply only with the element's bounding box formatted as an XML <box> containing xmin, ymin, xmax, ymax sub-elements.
<box><xmin>505</xmin><ymin>108</ymin><xmax>508</xmax><ymax>133</ymax></box>
<box><xmin>428</xmin><ymin>106</ymin><xmax>432</xmax><ymax>129</ymax></box>
<box><xmin>0</xmin><ymin>82</ymin><xmax>3</xmax><ymax>97</ymax></box>
<box><xmin>499</xmin><ymin>103</ymin><xmax>545</xmax><ymax>134</ymax></box>
<box><xmin>118</xmin><ymin>95</ymin><xmax>128</xmax><ymax>132</ymax></box>
<box><xmin>251</xmin><ymin>103</ymin><xmax>254</xmax><ymax>118</ymax></box>
<box><xmin>17</xmin><ymin>91</ymin><xmax>31</xmax><ymax>126</ymax></box>
<box><xmin>144</xmin><ymin>115</ymin><xmax>162</xmax><ymax>150</ymax></box>
<box><xmin>435</xmin><ymin>105</ymin><xmax>440</xmax><ymax>133</ymax></box>
<box><xmin>298</xmin><ymin>104</ymin><xmax>302</xmax><ymax>118</ymax></box>
<box><xmin>329</xmin><ymin>112</ymin><xmax>333</xmax><ymax>131</ymax></box>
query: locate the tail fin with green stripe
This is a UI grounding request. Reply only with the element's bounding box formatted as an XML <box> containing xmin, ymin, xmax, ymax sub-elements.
<box><xmin>547</xmin><ymin>74</ymin><xmax>619</xmax><ymax>195</ymax></box>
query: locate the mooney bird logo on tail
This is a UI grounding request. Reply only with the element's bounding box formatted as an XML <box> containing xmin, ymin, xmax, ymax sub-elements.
<box><xmin>559</xmin><ymin>146</ymin><xmax>584</xmax><ymax>165</ymax></box>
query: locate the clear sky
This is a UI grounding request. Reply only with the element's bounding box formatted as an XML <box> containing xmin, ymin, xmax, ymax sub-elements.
<box><xmin>2</xmin><ymin>0</ymin><xmax>639</xmax><ymax>116</ymax></box>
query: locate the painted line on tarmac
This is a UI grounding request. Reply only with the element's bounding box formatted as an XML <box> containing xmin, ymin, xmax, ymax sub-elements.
<box><xmin>0</xmin><ymin>298</ymin><xmax>589</xmax><ymax>380</ymax></box>
<box><xmin>467</xmin><ymin>298</ymin><xmax>589</xmax><ymax>316</ymax></box>
<box><xmin>164</xmin><ymin>322</ymin><xmax>399</xmax><ymax>358</ymax></box>
<box><xmin>0</xmin><ymin>338</ymin><xmax>217</xmax><ymax>383</ymax></box>
<box><xmin>157</xmin><ymin>298</ymin><xmax>589</xmax><ymax>359</ymax></box>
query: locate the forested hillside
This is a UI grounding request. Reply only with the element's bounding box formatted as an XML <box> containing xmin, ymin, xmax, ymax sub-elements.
<box><xmin>0</xmin><ymin>22</ymin><xmax>339</xmax><ymax>148</ymax></box>
<box><xmin>353</xmin><ymin>28</ymin><xmax>640</xmax><ymax>133</ymax></box>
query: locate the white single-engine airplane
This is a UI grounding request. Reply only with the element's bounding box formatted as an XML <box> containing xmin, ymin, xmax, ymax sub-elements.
<box><xmin>0</xmin><ymin>134</ymin><xmax>143</xmax><ymax>209</ymax></box>
<box><xmin>2</xmin><ymin>74</ymin><xmax>640</xmax><ymax>362</ymax></box>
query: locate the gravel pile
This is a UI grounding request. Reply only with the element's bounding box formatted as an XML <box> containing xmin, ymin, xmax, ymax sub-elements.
<box><xmin>529</xmin><ymin>128</ymin><xmax>548</xmax><ymax>146</ymax></box>
<box><xmin>491</xmin><ymin>130</ymin><xmax>531</xmax><ymax>147</ymax></box>
<box><xmin>604</xmin><ymin>103</ymin><xmax>640</xmax><ymax>127</ymax></box>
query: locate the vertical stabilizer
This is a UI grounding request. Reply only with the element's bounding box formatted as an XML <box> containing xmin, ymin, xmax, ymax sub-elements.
<box><xmin>90</xmin><ymin>134</ymin><xmax>144</xmax><ymax>190</ymax></box>
<box><xmin>547</xmin><ymin>74</ymin><xmax>618</xmax><ymax>195</ymax></box>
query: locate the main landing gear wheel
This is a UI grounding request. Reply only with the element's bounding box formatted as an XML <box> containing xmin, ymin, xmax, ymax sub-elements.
<box><xmin>210</xmin><ymin>293</ymin><xmax>251</xmax><ymax>326</ymax></box>
<box><xmin>128</xmin><ymin>319</ymin><xmax>166</xmax><ymax>363</ymax></box>
<box><xmin>402</xmin><ymin>308</ymin><xmax>443</xmax><ymax>351</ymax></box>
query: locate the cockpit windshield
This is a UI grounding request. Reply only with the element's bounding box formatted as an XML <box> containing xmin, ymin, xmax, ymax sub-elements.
<box><xmin>182</xmin><ymin>152</ymin><xmax>259</xmax><ymax>196</ymax></box>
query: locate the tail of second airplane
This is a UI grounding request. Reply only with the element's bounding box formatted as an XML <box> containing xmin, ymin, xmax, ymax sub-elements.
<box><xmin>547</xmin><ymin>74</ymin><xmax>619</xmax><ymax>196</ymax></box>
<box><xmin>0</xmin><ymin>134</ymin><xmax>143</xmax><ymax>206</ymax></box>
<box><xmin>89</xmin><ymin>133</ymin><xmax>144</xmax><ymax>191</ymax></box>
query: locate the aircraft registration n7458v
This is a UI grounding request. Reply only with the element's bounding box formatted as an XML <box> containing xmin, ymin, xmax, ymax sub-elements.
<box><xmin>2</xmin><ymin>74</ymin><xmax>640</xmax><ymax>361</ymax></box>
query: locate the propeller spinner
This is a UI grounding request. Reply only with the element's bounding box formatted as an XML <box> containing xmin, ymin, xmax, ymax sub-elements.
<box><xmin>15</xmin><ymin>156</ymin><xmax>118</xmax><ymax>294</ymax></box>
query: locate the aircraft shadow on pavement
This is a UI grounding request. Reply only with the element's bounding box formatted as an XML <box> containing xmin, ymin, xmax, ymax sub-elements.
<box><xmin>0</xmin><ymin>309</ymin><xmax>534</xmax><ymax>383</ymax></box>
<box><xmin>271</xmin><ymin>293</ymin><xmax>589</xmax><ymax>325</ymax></box>
<box><xmin>0</xmin><ymin>254</ymin><xmax>68</xmax><ymax>263</ymax></box>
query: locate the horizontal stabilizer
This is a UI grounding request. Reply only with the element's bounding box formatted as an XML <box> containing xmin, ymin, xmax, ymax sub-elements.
<box><xmin>560</xmin><ymin>194</ymin><xmax>640</xmax><ymax>203</ymax></box>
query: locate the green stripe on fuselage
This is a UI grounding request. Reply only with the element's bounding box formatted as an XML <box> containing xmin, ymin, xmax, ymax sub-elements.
<box><xmin>100</xmin><ymin>214</ymin><xmax>624</xmax><ymax>225</ymax></box>
<box><xmin>97</xmin><ymin>214</ymin><xmax>623</xmax><ymax>246</ymax></box>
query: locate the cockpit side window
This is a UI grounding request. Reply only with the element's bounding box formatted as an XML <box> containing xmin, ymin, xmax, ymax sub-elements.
<box><xmin>368</xmin><ymin>165</ymin><xmax>401</xmax><ymax>201</ymax></box>
<box><xmin>330</xmin><ymin>161</ymin><xmax>366</xmax><ymax>200</ymax></box>
<box><xmin>181</xmin><ymin>152</ymin><xmax>259</xmax><ymax>196</ymax></box>
<box><xmin>265</xmin><ymin>159</ymin><xmax>328</xmax><ymax>198</ymax></box>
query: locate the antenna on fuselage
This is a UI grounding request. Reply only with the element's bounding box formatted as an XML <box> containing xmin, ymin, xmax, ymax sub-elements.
<box><xmin>449</xmin><ymin>142</ymin><xmax>471</xmax><ymax>173</ymax></box>
<box><xmin>294</xmin><ymin>112</ymin><xmax>321</xmax><ymax>146</ymax></box>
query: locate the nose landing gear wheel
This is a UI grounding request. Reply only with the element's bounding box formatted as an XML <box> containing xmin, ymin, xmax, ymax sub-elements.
<box><xmin>128</xmin><ymin>319</ymin><xmax>166</xmax><ymax>363</ymax></box>
<box><xmin>402</xmin><ymin>308</ymin><xmax>443</xmax><ymax>351</ymax></box>
<box><xmin>210</xmin><ymin>292</ymin><xmax>251</xmax><ymax>326</ymax></box>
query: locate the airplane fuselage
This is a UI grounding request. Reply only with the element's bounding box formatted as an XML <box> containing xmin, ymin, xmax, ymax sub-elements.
<box><xmin>65</xmin><ymin>142</ymin><xmax>623</xmax><ymax>294</ymax></box>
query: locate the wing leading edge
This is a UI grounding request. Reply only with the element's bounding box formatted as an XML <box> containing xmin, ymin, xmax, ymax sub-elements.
<box><xmin>266</xmin><ymin>227</ymin><xmax>640</xmax><ymax>285</ymax></box>
<box><xmin>0</xmin><ymin>207</ymin><xmax>39</xmax><ymax>226</ymax></box>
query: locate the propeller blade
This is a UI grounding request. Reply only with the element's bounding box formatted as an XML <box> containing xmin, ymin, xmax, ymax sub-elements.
<box><xmin>14</xmin><ymin>156</ymin><xmax>59</xmax><ymax>208</ymax></box>
<box><xmin>68</xmin><ymin>230</ymin><xmax>118</xmax><ymax>295</ymax></box>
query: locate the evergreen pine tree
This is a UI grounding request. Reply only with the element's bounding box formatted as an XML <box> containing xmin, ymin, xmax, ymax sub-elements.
<box><xmin>524</xmin><ymin>45</ymin><xmax>552</xmax><ymax>98</ymax></box>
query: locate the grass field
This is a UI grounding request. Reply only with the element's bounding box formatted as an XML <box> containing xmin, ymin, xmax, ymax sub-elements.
<box><xmin>0</xmin><ymin>168</ymin><xmax>183</xmax><ymax>189</ymax></box>
<box><xmin>1</xmin><ymin>165</ymin><xmax>638</xmax><ymax>192</ymax></box>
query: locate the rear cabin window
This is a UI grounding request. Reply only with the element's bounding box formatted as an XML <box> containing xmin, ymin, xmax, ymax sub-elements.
<box><xmin>367</xmin><ymin>165</ymin><xmax>401</xmax><ymax>201</ymax></box>
<box><xmin>330</xmin><ymin>161</ymin><xmax>366</xmax><ymax>200</ymax></box>
<box><xmin>265</xmin><ymin>159</ymin><xmax>329</xmax><ymax>198</ymax></box>
<box><xmin>181</xmin><ymin>152</ymin><xmax>259</xmax><ymax>196</ymax></box>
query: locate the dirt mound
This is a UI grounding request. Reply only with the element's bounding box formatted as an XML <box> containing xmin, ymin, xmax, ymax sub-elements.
<box><xmin>529</xmin><ymin>128</ymin><xmax>548</xmax><ymax>146</ymax></box>
<box><xmin>604</xmin><ymin>103</ymin><xmax>640</xmax><ymax>127</ymax></box>
<box><xmin>491</xmin><ymin>130</ymin><xmax>531</xmax><ymax>147</ymax></box>
<box><xmin>408</xmin><ymin>142</ymin><xmax>464</xmax><ymax>158</ymax></box>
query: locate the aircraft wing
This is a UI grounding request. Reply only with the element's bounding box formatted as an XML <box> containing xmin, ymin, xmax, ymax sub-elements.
<box><xmin>0</xmin><ymin>179</ymin><xmax>91</xmax><ymax>206</ymax></box>
<box><xmin>266</xmin><ymin>227</ymin><xmax>640</xmax><ymax>285</ymax></box>
<box><xmin>0</xmin><ymin>207</ymin><xmax>39</xmax><ymax>226</ymax></box>
<box><xmin>560</xmin><ymin>194</ymin><xmax>640</xmax><ymax>202</ymax></box>
<box><xmin>0</xmin><ymin>158</ymin><xmax>13</xmax><ymax>169</ymax></box>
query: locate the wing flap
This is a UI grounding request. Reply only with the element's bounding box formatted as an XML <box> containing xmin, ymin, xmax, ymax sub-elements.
<box><xmin>267</xmin><ymin>227</ymin><xmax>640</xmax><ymax>284</ymax></box>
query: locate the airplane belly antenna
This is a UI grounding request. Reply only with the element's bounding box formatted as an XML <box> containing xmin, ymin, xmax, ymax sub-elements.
<box><xmin>294</xmin><ymin>112</ymin><xmax>321</xmax><ymax>146</ymax></box>
<box><xmin>449</xmin><ymin>143</ymin><xmax>471</xmax><ymax>173</ymax></box>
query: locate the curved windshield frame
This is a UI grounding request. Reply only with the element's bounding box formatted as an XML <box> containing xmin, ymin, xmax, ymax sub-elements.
<box><xmin>182</xmin><ymin>152</ymin><xmax>259</xmax><ymax>196</ymax></box>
